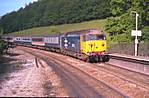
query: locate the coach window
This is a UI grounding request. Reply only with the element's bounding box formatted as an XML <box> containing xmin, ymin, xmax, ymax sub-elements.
<box><xmin>33</xmin><ymin>38</ymin><xmax>43</xmax><ymax>42</ymax></box>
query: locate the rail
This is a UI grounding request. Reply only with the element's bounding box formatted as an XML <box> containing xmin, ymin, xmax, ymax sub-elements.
<box><xmin>109</xmin><ymin>54</ymin><xmax>149</xmax><ymax>65</ymax></box>
<box><xmin>19</xmin><ymin>47</ymin><xmax>128</xmax><ymax>98</ymax></box>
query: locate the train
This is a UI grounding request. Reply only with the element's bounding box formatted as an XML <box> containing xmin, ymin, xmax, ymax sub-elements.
<box><xmin>2</xmin><ymin>29</ymin><xmax>110</xmax><ymax>62</ymax></box>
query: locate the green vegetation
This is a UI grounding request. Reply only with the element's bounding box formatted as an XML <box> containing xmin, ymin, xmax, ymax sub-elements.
<box><xmin>0</xmin><ymin>28</ymin><xmax>8</xmax><ymax>55</ymax></box>
<box><xmin>0</xmin><ymin>40</ymin><xmax>8</xmax><ymax>55</ymax></box>
<box><xmin>0</xmin><ymin>0</ymin><xmax>148</xmax><ymax>43</ymax></box>
<box><xmin>141</xmin><ymin>26</ymin><xmax>149</xmax><ymax>41</ymax></box>
<box><xmin>0</xmin><ymin>0</ymin><xmax>111</xmax><ymax>33</ymax></box>
<box><xmin>0</xmin><ymin>40</ymin><xmax>7</xmax><ymax>55</ymax></box>
<box><xmin>9</xmin><ymin>19</ymin><xmax>106</xmax><ymax>36</ymax></box>
<box><xmin>105</xmin><ymin>0</ymin><xmax>149</xmax><ymax>42</ymax></box>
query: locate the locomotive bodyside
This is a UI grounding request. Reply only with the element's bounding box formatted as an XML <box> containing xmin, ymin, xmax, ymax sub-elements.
<box><xmin>61</xmin><ymin>35</ymin><xmax>81</xmax><ymax>53</ymax></box>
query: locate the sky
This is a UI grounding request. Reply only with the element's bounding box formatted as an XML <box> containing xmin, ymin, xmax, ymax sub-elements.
<box><xmin>0</xmin><ymin>0</ymin><xmax>38</xmax><ymax>16</ymax></box>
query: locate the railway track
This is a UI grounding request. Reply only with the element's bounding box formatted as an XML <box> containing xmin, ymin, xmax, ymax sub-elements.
<box><xmin>93</xmin><ymin>63</ymin><xmax>149</xmax><ymax>90</ymax></box>
<box><xmin>23</xmin><ymin>50</ymin><xmax>98</xmax><ymax>97</ymax></box>
<box><xmin>19</xmin><ymin>47</ymin><xmax>128</xmax><ymax>98</ymax></box>
<box><xmin>48</xmin><ymin>48</ymin><xmax>149</xmax><ymax>90</ymax></box>
<box><xmin>108</xmin><ymin>56</ymin><xmax>149</xmax><ymax>76</ymax></box>
<box><xmin>101</xmin><ymin>54</ymin><xmax>149</xmax><ymax>90</ymax></box>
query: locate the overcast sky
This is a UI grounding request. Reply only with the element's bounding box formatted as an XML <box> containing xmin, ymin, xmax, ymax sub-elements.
<box><xmin>0</xmin><ymin>0</ymin><xmax>38</xmax><ymax>16</ymax></box>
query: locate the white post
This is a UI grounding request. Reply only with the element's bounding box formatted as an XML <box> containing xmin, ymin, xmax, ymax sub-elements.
<box><xmin>134</xmin><ymin>13</ymin><xmax>139</xmax><ymax>56</ymax></box>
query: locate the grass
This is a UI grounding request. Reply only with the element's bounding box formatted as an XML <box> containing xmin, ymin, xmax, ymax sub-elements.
<box><xmin>8</xmin><ymin>19</ymin><xmax>106</xmax><ymax>36</ymax></box>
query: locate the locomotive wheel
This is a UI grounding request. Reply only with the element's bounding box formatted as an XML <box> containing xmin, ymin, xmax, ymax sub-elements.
<box><xmin>98</xmin><ymin>57</ymin><xmax>103</xmax><ymax>62</ymax></box>
<box><xmin>102</xmin><ymin>55</ymin><xmax>110</xmax><ymax>62</ymax></box>
<box><xmin>86</xmin><ymin>56</ymin><xmax>99</xmax><ymax>63</ymax></box>
<box><xmin>86</xmin><ymin>56</ymin><xmax>91</xmax><ymax>62</ymax></box>
<box><xmin>86</xmin><ymin>56</ymin><xmax>93</xmax><ymax>63</ymax></box>
<box><xmin>94</xmin><ymin>57</ymin><xmax>99</xmax><ymax>63</ymax></box>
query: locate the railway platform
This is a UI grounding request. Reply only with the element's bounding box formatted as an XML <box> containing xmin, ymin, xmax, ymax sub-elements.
<box><xmin>108</xmin><ymin>53</ymin><xmax>149</xmax><ymax>76</ymax></box>
<box><xmin>109</xmin><ymin>53</ymin><xmax>149</xmax><ymax>62</ymax></box>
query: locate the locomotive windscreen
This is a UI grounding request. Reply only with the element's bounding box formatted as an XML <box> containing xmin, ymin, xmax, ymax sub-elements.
<box><xmin>84</xmin><ymin>34</ymin><xmax>105</xmax><ymax>41</ymax></box>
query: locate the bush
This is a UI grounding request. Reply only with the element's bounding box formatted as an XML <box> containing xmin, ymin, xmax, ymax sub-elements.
<box><xmin>0</xmin><ymin>40</ymin><xmax>8</xmax><ymax>54</ymax></box>
<box><xmin>141</xmin><ymin>26</ymin><xmax>149</xmax><ymax>41</ymax></box>
<box><xmin>112</xmin><ymin>34</ymin><xmax>131</xmax><ymax>43</ymax></box>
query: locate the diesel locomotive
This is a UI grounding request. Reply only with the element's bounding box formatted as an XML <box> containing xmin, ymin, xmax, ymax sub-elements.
<box><xmin>3</xmin><ymin>29</ymin><xmax>110</xmax><ymax>62</ymax></box>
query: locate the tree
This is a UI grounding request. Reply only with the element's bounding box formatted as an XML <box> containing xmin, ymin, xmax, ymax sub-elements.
<box><xmin>110</xmin><ymin>0</ymin><xmax>131</xmax><ymax>16</ymax></box>
<box><xmin>0</xmin><ymin>27</ymin><xmax>3</xmax><ymax>36</ymax></box>
<box><xmin>0</xmin><ymin>0</ymin><xmax>111</xmax><ymax>33</ymax></box>
<box><xmin>105</xmin><ymin>13</ymin><xmax>134</xmax><ymax>42</ymax></box>
<box><xmin>106</xmin><ymin>0</ymin><xmax>149</xmax><ymax>42</ymax></box>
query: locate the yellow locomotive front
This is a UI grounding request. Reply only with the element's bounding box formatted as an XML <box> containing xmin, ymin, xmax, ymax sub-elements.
<box><xmin>80</xmin><ymin>30</ymin><xmax>110</xmax><ymax>62</ymax></box>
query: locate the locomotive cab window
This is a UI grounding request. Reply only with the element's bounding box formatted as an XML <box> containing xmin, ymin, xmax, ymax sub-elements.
<box><xmin>84</xmin><ymin>34</ymin><xmax>105</xmax><ymax>41</ymax></box>
<box><xmin>96</xmin><ymin>34</ymin><xmax>106</xmax><ymax>40</ymax></box>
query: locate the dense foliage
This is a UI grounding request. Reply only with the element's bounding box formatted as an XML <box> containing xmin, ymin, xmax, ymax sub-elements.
<box><xmin>0</xmin><ymin>0</ymin><xmax>111</xmax><ymax>33</ymax></box>
<box><xmin>0</xmin><ymin>0</ymin><xmax>148</xmax><ymax>42</ymax></box>
<box><xmin>106</xmin><ymin>0</ymin><xmax>149</xmax><ymax>42</ymax></box>
<box><xmin>0</xmin><ymin>40</ymin><xmax>8</xmax><ymax>55</ymax></box>
<box><xmin>0</xmin><ymin>31</ymin><xmax>8</xmax><ymax>55</ymax></box>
